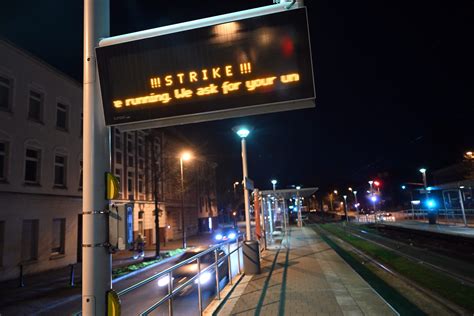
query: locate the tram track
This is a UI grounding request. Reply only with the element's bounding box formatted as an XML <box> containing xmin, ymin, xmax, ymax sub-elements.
<box><xmin>343</xmin><ymin>224</ymin><xmax>474</xmax><ymax>287</ymax></box>
<box><xmin>312</xmin><ymin>223</ymin><xmax>469</xmax><ymax>315</ymax></box>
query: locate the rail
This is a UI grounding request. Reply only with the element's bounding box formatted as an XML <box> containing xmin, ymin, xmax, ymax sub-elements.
<box><xmin>118</xmin><ymin>238</ymin><xmax>243</xmax><ymax>315</ymax></box>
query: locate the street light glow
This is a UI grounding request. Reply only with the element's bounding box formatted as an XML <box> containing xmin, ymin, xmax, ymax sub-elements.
<box><xmin>333</xmin><ymin>190</ymin><xmax>338</xmax><ymax>194</ymax></box>
<box><xmin>296</xmin><ymin>186</ymin><xmax>301</xmax><ymax>190</ymax></box>
<box><xmin>419</xmin><ymin>168</ymin><xmax>427</xmax><ymax>174</ymax></box>
<box><xmin>348</xmin><ymin>187</ymin><xmax>353</xmax><ymax>191</ymax></box>
<box><xmin>271</xmin><ymin>179</ymin><xmax>277</xmax><ymax>185</ymax></box>
<box><xmin>370</xmin><ymin>196</ymin><xmax>377</xmax><ymax>202</ymax></box>
<box><xmin>368</xmin><ymin>180</ymin><xmax>373</xmax><ymax>185</ymax></box>
<box><xmin>236</xmin><ymin>128</ymin><xmax>250</xmax><ymax>138</ymax></box>
<box><xmin>181</xmin><ymin>151</ymin><xmax>192</xmax><ymax>161</ymax></box>
<box><xmin>401</xmin><ymin>185</ymin><xmax>406</xmax><ymax>190</ymax></box>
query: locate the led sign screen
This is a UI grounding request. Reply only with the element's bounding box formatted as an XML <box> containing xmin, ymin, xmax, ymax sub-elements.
<box><xmin>96</xmin><ymin>8</ymin><xmax>315</xmax><ymax>127</ymax></box>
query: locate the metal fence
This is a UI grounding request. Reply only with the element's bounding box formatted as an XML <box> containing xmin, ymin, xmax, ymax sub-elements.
<box><xmin>117</xmin><ymin>239</ymin><xmax>243</xmax><ymax>315</ymax></box>
<box><xmin>402</xmin><ymin>208</ymin><xmax>474</xmax><ymax>226</ymax></box>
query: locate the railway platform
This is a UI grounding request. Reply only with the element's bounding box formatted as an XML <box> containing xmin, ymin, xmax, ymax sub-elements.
<box><xmin>213</xmin><ymin>226</ymin><xmax>396</xmax><ymax>316</ymax></box>
<box><xmin>379</xmin><ymin>221</ymin><xmax>474</xmax><ymax>238</ymax></box>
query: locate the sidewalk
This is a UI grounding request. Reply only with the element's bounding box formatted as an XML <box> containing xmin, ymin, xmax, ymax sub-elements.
<box><xmin>217</xmin><ymin>226</ymin><xmax>396</xmax><ymax>316</ymax></box>
<box><xmin>380</xmin><ymin>220</ymin><xmax>474</xmax><ymax>238</ymax></box>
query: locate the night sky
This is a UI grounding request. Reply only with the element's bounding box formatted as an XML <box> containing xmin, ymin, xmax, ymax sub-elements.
<box><xmin>1</xmin><ymin>0</ymin><xmax>473</xmax><ymax>199</ymax></box>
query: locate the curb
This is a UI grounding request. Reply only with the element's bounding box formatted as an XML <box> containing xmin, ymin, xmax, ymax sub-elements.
<box><xmin>112</xmin><ymin>251</ymin><xmax>186</xmax><ymax>284</ymax></box>
<box><xmin>202</xmin><ymin>273</ymin><xmax>246</xmax><ymax>316</ymax></box>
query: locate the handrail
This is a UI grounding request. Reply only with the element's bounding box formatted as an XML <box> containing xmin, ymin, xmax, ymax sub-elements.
<box><xmin>139</xmin><ymin>239</ymin><xmax>244</xmax><ymax>315</ymax></box>
<box><xmin>117</xmin><ymin>238</ymin><xmax>239</xmax><ymax>297</ymax></box>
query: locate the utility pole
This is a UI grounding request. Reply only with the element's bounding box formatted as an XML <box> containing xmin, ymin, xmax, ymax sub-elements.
<box><xmin>83</xmin><ymin>0</ymin><xmax>110</xmax><ymax>314</ymax></box>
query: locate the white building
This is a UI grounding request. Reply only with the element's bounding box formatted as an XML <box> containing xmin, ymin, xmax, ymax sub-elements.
<box><xmin>0</xmin><ymin>39</ymin><xmax>83</xmax><ymax>281</ymax></box>
<box><xmin>0</xmin><ymin>39</ymin><xmax>219</xmax><ymax>282</ymax></box>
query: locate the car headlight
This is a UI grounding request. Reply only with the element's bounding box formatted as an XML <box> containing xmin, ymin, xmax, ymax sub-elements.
<box><xmin>194</xmin><ymin>271</ymin><xmax>211</xmax><ymax>285</ymax></box>
<box><xmin>227</xmin><ymin>232</ymin><xmax>236</xmax><ymax>240</ymax></box>
<box><xmin>215</xmin><ymin>234</ymin><xmax>223</xmax><ymax>241</ymax></box>
<box><xmin>157</xmin><ymin>275</ymin><xmax>171</xmax><ymax>287</ymax></box>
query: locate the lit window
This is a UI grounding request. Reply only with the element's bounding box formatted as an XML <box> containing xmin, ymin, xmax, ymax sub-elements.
<box><xmin>28</xmin><ymin>90</ymin><xmax>43</xmax><ymax>122</ymax></box>
<box><xmin>25</xmin><ymin>148</ymin><xmax>41</xmax><ymax>184</ymax></box>
<box><xmin>0</xmin><ymin>75</ymin><xmax>12</xmax><ymax>111</ymax></box>
<box><xmin>54</xmin><ymin>155</ymin><xmax>67</xmax><ymax>187</ymax></box>
<box><xmin>56</xmin><ymin>103</ymin><xmax>68</xmax><ymax>130</ymax></box>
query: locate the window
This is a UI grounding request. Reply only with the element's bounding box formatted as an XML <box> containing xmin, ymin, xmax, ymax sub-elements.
<box><xmin>79</xmin><ymin>160</ymin><xmax>83</xmax><ymax>189</ymax></box>
<box><xmin>21</xmin><ymin>220</ymin><xmax>39</xmax><ymax>262</ymax></box>
<box><xmin>138</xmin><ymin>138</ymin><xmax>144</xmax><ymax>157</ymax></box>
<box><xmin>128</xmin><ymin>155</ymin><xmax>134</xmax><ymax>167</ymax></box>
<box><xmin>127</xmin><ymin>141</ymin><xmax>133</xmax><ymax>152</ymax></box>
<box><xmin>28</xmin><ymin>90</ymin><xmax>43</xmax><ymax>122</ymax></box>
<box><xmin>127</xmin><ymin>172</ymin><xmax>133</xmax><ymax>192</ymax></box>
<box><xmin>115</xmin><ymin>168</ymin><xmax>122</xmax><ymax>193</ymax></box>
<box><xmin>139</xmin><ymin>159</ymin><xmax>144</xmax><ymax>170</ymax></box>
<box><xmin>51</xmin><ymin>218</ymin><xmax>65</xmax><ymax>255</ymax></box>
<box><xmin>56</xmin><ymin>102</ymin><xmax>68</xmax><ymax>130</ymax></box>
<box><xmin>25</xmin><ymin>148</ymin><xmax>41</xmax><ymax>184</ymax></box>
<box><xmin>0</xmin><ymin>75</ymin><xmax>12</xmax><ymax>111</ymax></box>
<box><xmin>115</xmin><ymin>129</ymin><xmax>121</xmax><ymax>150</ymax></box>
<box><xmin>116</xmin><ymin>152</ymin><xmax>122</xmax><ymax>164</ymax></box>
<box><xmin>138</xmin><ymin>174</ymin><xmax>144</xmax><ymax>193</ymax></box>
<box><xmin>0</xmin><ymin>221</ymin><xmax>4</xmax><ymax>266</ymax></box>
<box><xmin>54</xmin><ymin>155</ymin><xmax>67</xmax><ymax>187</ymax></box>
<box><xmin>0</xmin><ymin>141</ymin><xmax>8</xmax><ymax>181</ymax></box>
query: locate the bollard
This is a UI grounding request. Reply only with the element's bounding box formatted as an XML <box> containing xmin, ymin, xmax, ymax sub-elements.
<box><xmin>69</xmin><ymin>264</ymin><xmax>75</xmax><ymax>287</ymax></box>
<box><xmin>19</xmin><ymin>264</ymin><xmax>25</xmax><ymax>287</ymax></box>
<box><xmin>243</xmin><ymin>240</ymin><xmax>261</xmax><ymax>275</ymax></box>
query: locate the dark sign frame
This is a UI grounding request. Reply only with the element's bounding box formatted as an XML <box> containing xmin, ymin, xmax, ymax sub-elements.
<box><xmin>96</xmin><ymin>7</ymin><xmax>315</xmax><ymax>129</ymax></box>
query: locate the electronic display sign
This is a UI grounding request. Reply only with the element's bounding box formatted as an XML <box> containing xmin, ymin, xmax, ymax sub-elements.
<box><xmin>96</xmin><ymin>8</ymin><xmax>315</xmax><ymax>128</ymax></box>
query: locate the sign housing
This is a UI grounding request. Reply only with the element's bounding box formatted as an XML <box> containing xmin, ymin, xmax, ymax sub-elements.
<box><xmin>96</xmin><ymin>6</ymin><xmax>315</xmax><ymax>130</ymax></box>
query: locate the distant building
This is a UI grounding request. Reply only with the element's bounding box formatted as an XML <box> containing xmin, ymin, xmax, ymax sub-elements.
<box><xmin>0</xmin><ymin>39</ymin><xmax>218</xmax><ymax>282</ymax></box>
<box><xmin>0</xmin><ymin>39</ymin><xmax>83</xmax><ymax>281</ymax></box>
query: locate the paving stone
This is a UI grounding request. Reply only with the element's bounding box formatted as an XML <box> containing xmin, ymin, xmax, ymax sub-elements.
<box><xmin>217</xmin><ymin>227</ymin><xmax>396</xmax><ymax>316</ymax></box>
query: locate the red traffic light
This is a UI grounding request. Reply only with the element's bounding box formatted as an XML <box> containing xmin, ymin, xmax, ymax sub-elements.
<box><xmin>374</xmin><ymin>181</ymin><xmax>381</xmax><ymax>187</ymax></box>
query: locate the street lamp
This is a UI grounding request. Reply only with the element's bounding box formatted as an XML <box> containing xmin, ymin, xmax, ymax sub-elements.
<box><xmin>180</xmin><ymin>151</ymin><xmax>193</xmax><ymax>249</ymax></box>
<box><xmin>368</xmin><ymin>180</ymin><xmax>374</xmax><ymax>193</ymax></box>
<box><xmin>419</xmin><ymin>168</ymin><xmax>428</xmax><ymax>199</ymax></box>
<box><xmin>353</xmin><ymin>190</ymin><xmax>358</xmax><ymax>210</ymax></box>
<box><xmin>233</xmin><ymin>126</ymin><xmax>252</xmax><ymax>240</ymax></box>
<box><xmin>271</xmin><ymin>179</ymin><xmax>277</xmax><ymax>191</ymax></box>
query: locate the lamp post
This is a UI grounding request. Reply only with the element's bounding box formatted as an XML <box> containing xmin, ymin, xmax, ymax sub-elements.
<box><xmin>343</xmin><ymin>195</ymin><xmax>348</xmax><ymax>223</ymax></box>
<box><xmin>180</xmin><ymin>151</ymin><xmax>192</xmax><ymax>249</ymax></box>
<box><xmin>234</xmin><ymin>126</ymin><xmax>252</xmax><ymax>240</ymax></box>
<box><xmin>419</xmin><ymin>168</ymin><xmax>428</xmax><ymax>201</ymax></box>
<box><xmin>296</xmin><ymin>186</ymin><xmax>302</xmax><ymax>227</ymax></box>
<box><xmin>270</xmin><ymin>179</ymin><xmax>277</xmax><ymax>233</ymax></box>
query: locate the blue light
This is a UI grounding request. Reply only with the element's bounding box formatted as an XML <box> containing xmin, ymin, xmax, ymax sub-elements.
<box><xmin>426</xmin><ymin>199</ymin><xmax>436</xmax><ymax>209</ymax></box>
<box><xmin>401</xmin><ymin>185</ymin><xmax>406</xmax><ymax>190</ymax></box>
<box><xmin>370</xmin><ymin>196</ymin><xmax>377</xmax><ymax>202</ymax></box>
<box><xmin>228</xmin><ymin>232</ymin><xmax>236</xmax><ymax>240</ymax></box>
<box><xmin>215</xmin><ymin>234</ymin><xmax>223</xmax><ymax>241</ymax></box>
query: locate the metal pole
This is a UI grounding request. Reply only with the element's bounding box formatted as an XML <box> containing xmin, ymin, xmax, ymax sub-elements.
<box><xmin>458</xmin><ymin>189</ymin><xmax>468</xmax><ymax>227</ymax></box>
<box><xmin>214</xmin><ymin>249</ymin><xmax>221</xmax><ymax>300</ymax></box>
<box><xmin>260</xmin><ymin>196</ymin><xmax>267</xmax><ymax>250</ymax></box>
<box><xmin>197</xmin><ymin>258</ymin><xmax>202</xmax><ymax>315</ymax></box>
<box><xmin>168</xmin><ymin>271</ymin><xmax>174</xmax><ymax>316</ymax></box>
<box><xmin>343</xmin><ymin>196</ymin><xmax>348</xmax><ymax>223</ymax></box>
<box><xmin>180</xmin><ymin>158</ymin><xmax>186</xmax><ymax>249</ymax></box>
<box><xmin>237</xmin><ymin>241</ymin><xmax>241</xmax><ymax>274</ymax></box>
<box><xmin>297</xmin><ymin>189</ymin><xmax>302</xmax><ymax>227</ymax></box>
<box><xmin>83</xmin><ymin>0</ymin><xmax>110</xmax><ymax>314</ymax></box>
<box><xmin>227</xmin><ymin>242</ymin><xmax>233</xmax><ymax>285</ymax></box>
<box><xmin>241</xmin><ymin>138</ymin><xmax>251</xmax><ymax>240</ymax></box>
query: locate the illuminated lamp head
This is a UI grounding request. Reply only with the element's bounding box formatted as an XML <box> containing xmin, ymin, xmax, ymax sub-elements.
<box><xmin>370</xmin><ymin>196</ymin><xmax>377</xmax><ymax>202</ymax></box>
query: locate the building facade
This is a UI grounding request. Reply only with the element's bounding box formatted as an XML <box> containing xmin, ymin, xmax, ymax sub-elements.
<box><xmin>0</xmin><ymin>39</ymin><xmax>219</xmax><ymax>281</ymax></box>
<box><xmin>0</xmin><ymin>39</ymin><xmax>83</xmax><ymax>281</ymax></box>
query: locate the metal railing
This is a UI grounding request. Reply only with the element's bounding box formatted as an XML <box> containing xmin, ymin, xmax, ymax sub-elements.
<box><xmin>117</xmin><ymin>238</ymin><xmax>243</xmax><ymax>315</ymax></box>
